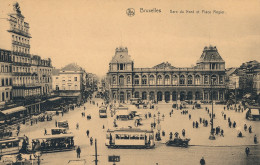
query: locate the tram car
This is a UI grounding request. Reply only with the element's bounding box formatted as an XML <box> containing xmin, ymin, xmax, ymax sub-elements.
<box><xmin>0</xmin><ymin>137</ymin><xmax>21</xmax><ymax>156</ymax></box>
<box><xmin>30</xmin><ymin>134</ymin><xmax>75</xmax><ymax>153</ymax></box>
<box><xmin>105</xmin><ymin>128</ymin><xmax>155</xmax><ymax>149</ymax></box>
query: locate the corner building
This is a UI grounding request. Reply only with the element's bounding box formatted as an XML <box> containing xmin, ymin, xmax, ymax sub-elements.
<box><xmin>107</xmin><ymin>46</ymin><xmax>226</xmax><ymax>103</ymax></box>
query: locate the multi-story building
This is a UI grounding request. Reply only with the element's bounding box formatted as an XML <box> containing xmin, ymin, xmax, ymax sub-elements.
<box><xmin>107</xmin><ymin>46</ymin><xmax>226</xmax><ymax>103</ymax></box>
<box><xmin>0</xmin><ymin>3</ymin><xmax>53</xmax><ymax>121</ymax></box>
<box><xmin>52</xmin><ymin>63</ymin><xmax>86</xmax><ymax>104</ymax></box>
<box><xmin>253</xmin><ymin>68</ymin><xmax>260</xmax><ymax>95</ymax></box>
<box><xmin>0</xmin><ymin>49</ymin><xmax>13</xmax><ymax>107</ymax></box>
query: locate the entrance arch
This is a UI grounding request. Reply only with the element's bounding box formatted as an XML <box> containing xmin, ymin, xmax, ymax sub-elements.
<box><xmin>172</xmin><ymin>91</ymin><xmax>177</xmax><ymax>101</ymax></box>
<box><xmin>119</xmin><ymin>92</ymin><xmax>124</xmax><ymax>103</ymax></box>
<box><xmin>212</xmin><ymin>91</ymin><xmax>218</xmax><ymax>100</ymax></box>
<box><xmin>187</xmin><ymin>91</ymin><xmax>193</xmax><ymax>100</ymax></box>
<box><xmin>149</xmin><ymin>91</ymin><xmax>155</xmax><ymax>101</ymax></box>
<box><xmin>134</xmin><ymin>91</ymin><xmax>139</xmax><ymax>98</ymax></box>
<box><xmin>195</xmin><ymin>91</ymin><xmax>200</xmax><ymax>100</ymax></box>
<box><xmin>165</xmin><ymin>91</ymin><xmax>170</xmax><ymax>102</ymax></box>
<box><xmin>157</xmin><ymin>91</ymin><xmax>162</xmax><ymax>101</ymax></box>
<box><xmin>180</xmin><ymin>91</ymin><xmax>186</xmax><ymax>101</ymax></box>
<box><xmin>142</xmin><ymin>92</ymin><xmax>147</xmax><ymax>100</ymax></box>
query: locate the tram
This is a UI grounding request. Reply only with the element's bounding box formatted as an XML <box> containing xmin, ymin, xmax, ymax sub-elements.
<box><xmin>99</xmin><ymin>106</ymin><xmax>107</xmax><ymax>118</ymax></box>
<box><xmin>30</xmin><ymin>134</ymin><xmax>75</xmax><ymax>153</ymax></box>
<box><xmin>105</xmin><ymin>128</ymin><xmax>155</xmax><ymax>149</ymax></box>
<box><xmin>0</xmin><ymin>137</ymin><xmax>21</xmax><ymax>156</ymax></box>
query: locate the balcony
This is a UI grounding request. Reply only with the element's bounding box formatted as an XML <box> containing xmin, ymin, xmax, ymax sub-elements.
<box><xmin>12</xmin><ymin>72</ymin><xmax>32</xmax><ymax>76</ymax></box>
<box><xmin>12</xmin><ymin>51</ymin><xmax>31</xmax><ymax>58</ymax></box>
<box><xmin>12</xmin><ymin>41</ymin><xmax>30</xmax><ymax>48</ymax></box>
<box><xmin>12</xmin><ymin>62</ymin><xmax>31</xmax><ymax>67</ymax></box>
<box><xmin>13</xmin><ymin>83</ymin><xmax>41</xmax><ymax>89</ymax></box>
<box><xmin>8</xmin><ymin>27</ymin><xmax>31</xmax><ymax>38</ymax></box>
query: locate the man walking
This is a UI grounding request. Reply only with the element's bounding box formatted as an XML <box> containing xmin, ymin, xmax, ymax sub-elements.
<box><xmin>200</xmin><ymin>157</ymin><xmax>206</xmax><ymax>165</ymax></box>
<box><xmin>76</xmin><ymin>146</ymin><xmax>81</xmax><ymax>158</ymax></box>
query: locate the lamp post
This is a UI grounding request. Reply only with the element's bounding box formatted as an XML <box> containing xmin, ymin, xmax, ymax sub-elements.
<box><xmin>156</xmin><ymin>111</ymin><xmax>161</xmax><ymax>141</ymax></box>
<box><xmin>209</xmin><ymin>75</ymin><xmax>216</xmax><ymax>140</ymax></box>
<box><xmin>153</xmin><ymin>114</ymin><xmax>156</xmax><ymax>129</ymax></box>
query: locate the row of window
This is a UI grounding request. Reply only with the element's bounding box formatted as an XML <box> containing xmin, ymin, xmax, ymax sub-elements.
<box><xmin>12</xmin><ymin>35</ymin><xmax>30</xmax><ymax>44</ymax></box>
<box><xmin>0</xmin><ymin>65</ymin><xmax>12</xmax><ymax>73</ymax></box>
<box><xmin>57</xmin><ymin>77</ymin><xmax>78</xmax><ymax>81</ymax></box>
<box><xmin>13</xmin><ymin>76</ymin><xmax>51</xmax><ymax>85</ymax></box>
<box><xmin>113</xmin><ymin>75</ymin><xmax>224</xmax><ymax>85</ymax></box>
<box><xmin>0</xmin><ymin>91</ymin><xmax>11</xmax><ymax>102</ymax></box>
<box><xmin>12</xmin><ymin>65</ymin><xmax>52</xmax><ymax>74</ymax></box>
<box><xmin>1</xmin><ymin>78</ymin><xmax>12</xmax><ymax>86</ymax></box>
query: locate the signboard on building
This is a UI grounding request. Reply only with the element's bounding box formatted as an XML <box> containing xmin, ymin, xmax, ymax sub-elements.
<box><xmin>108</xmin><ymin>155</ymin><xmax>120</xmax><ymax>162</ymax></box>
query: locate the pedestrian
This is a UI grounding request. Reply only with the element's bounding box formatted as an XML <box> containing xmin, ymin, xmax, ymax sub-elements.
<box><xmin>249</xmin><ymin>126</ymin><xmax>252</xmax><ymax>133</ymax></box>
<box><xmin>199</xmin><ymin>118</ymin><xmax>202</xmax><ymax>124</ymax></box>
<box><xmin>86</xmin><ymin>130</ymin><xmax>89</xmax><ymax>137</ymax></box>
<box><xmin>221</xmin><ymin>129</ymin><xmax>224</xmax><ymax>137</ymax></box>
<box><xmin>103</xmin><ymin>125</ymin><xmax>105</xmax><ymax>129</ymax></box>
<box><xmin>200</xmin><ymin>157</ymin><xmax>206</xmax><ymax>165</ymax></box>
<box><xmin>229</xmin><ymin>121</ymin><xmax>232</xmax><ymax>128</ymax></box>
<box><xmin>245</xmin><ymin>147</ymin><xmax>250</xmax><ymax>157</ymax></box>
<box><xmin>169</xmin><ymin>132</ymin><xmax>173</xmax><ymax>140</ymax></box>
<box><xmin>55</xmin><ymin>120</ymin><xmax>57</xmax><ymax>127</ymax></box>
<box><xmin>44</xmin><ymin>128</ymin><xmax>47</xmax><ymax>135</ymax></box>
<box><xmin>76</xmin><ymin>123</ymin><xmax>79</xmax><ymax>130</ymax></box>
<box><xmin>244</xmin><ymin>124</ymin><xmax>247</xmax><ymax>131</ymax></box>
<box><xmin>254</xmin><ymin>135</ymin><xmax>258</xmax><ymax>144</ymax></box>
<box><xmin>90</xmin><ymin>137</ymin><xmax>93</xmax><ymax>146</ymax></box>
<box><xmin>31</xmin><ymin>120</ymin><xmax>33</xmax><ymax>126</ymax></box>
<box><xmin>169</xmin><ymin>112</ymin><xmax>172</xmax><ymax>117</ymax></box>
<box><xmin>189</xmin><ymin>114</ymin><xmax>191</xmax><ymax>120</ymax></box>
<box><xmin>182</xmin><ymin>129</ymin><xmax>185</xmax><ymax>137</ymax></box>
<box><xmin>76</xmin><ymin>146</ymin><xmax>81</xmax><ymax>158</ymax></box>
<box><xmin>193</xmin><ymin>121</ymin><xmax>195</xmax><ymax>128</ymax></box>
<box><xmin>196</xmin><ymin>121</ymin><xmax>199</xmax><ymax>128</ymax></box>
<box><xmin>84</xmin><ymin>106</ymin><xmax>86</xmax><ymax>110</ymax></box>
<box><xmin>224</xmin><ymin>114</ymin><xmax>226</xmax><ymax>120</ymax></box>
<box><xmin>233</xmin><ymin>121</ymin><xmax>236</xmax><ymax>128</ymax></box>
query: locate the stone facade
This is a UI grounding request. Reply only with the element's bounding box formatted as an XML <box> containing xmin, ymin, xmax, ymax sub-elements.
<box><xmin>107</xmin><ymin>46</ymin><xmax>226</xmax><ymax>103</ymax></box>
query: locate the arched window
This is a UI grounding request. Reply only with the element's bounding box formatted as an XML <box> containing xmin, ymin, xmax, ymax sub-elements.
<box><xmin>134</xmin><ymin>91</ymin><xmax>140</xmax><ymax>98</ymax></box>
<box><xmin>187</xmin><ymin>75</ymin><xmax>193</xmax><ymax>85</ymax></box>
<box><xmin>179</xmin><ymin>75</ymin><xmax>185</xmax><ymax>85</ymax></box>
<box><xmin>119</xmin><ymin>75</ymin><xmax>124</xmax><ymax>86</ymax></box>
<box><xmin>165</xmin><ymin>75</ymin><xmax>170</xmax><ymax>85</ymax></box>
<box><xmin>195</xmin><ymin>75</ymin><xmax>200</xmax><ymax>85</ymax></box>
<box><xmin>211</xmin><ymin>75</ymin><xmax>217</xmax><ymax>84</ymax></box>
<box><xmin>142</xmin><ymin>75</ymin><xmax>147</xmax><ymax>85</ymax></box>
<box><xmin>127</xmin><ymin>76</ymin><xmax>131</xmax><ymax>84</ymax></box>
<box><xmin>134</xmin><ymin>75</ymin><xmax>139</xmax><ymax>85</ymax></box>
<box><xmin>112</xmin><ymin>76</ymin><xmax>116</xmax><ymax>84</ymax></box>
<box><xmin>157</xmin><ymin>75</ymin><xmax>163</xmax><ymax>85</ymax></box>
<box><xmin>172</xmin><ymin>75</ymin><xmax>178</xmax><ymax>85</ymax></box>
<box><xmin>204</xmin><ymin>75</ymin><xmax>209</xmax><ymax>84</ymax></box>
<box><xmin>219</xmin><ymin>75</ymin><xmax>224</xmax><ymax>84</ymax></box>
<box><xmin>149</xmin><ymin>75</ymin><xmax>155</xmax><ymax>85</ymax></box>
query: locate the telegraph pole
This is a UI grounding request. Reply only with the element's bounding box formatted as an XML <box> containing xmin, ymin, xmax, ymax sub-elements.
<box><xmin>94</xmin><ymin>139</ymin><xmax>98</xmax><ymax>165</ymax></box>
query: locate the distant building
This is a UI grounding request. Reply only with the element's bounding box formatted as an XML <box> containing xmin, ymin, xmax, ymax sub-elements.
<box><xmin>52</xmin><ymin>63</ymin><xmax>86</xmax><ymax>104</ymax></box>
<box><xmin>107</xmin><ymin>46</ymin><xmax>226</xmax><ymax>103</ymax></box>
<box><xmin>0</xmin><ymin>49</ymin><xmax>13</xmax><ymax>107</ymax></box>
<box><xmin>253</xmin><ymin>68</ymin><xmax>260</xmax><ymax>95</ymax></box>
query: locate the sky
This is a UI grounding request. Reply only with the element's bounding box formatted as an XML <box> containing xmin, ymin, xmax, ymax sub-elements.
<box><xmin>0</xmin><ymin>0</ymin><xmax>259</xmax><ymax>77</ymax></box>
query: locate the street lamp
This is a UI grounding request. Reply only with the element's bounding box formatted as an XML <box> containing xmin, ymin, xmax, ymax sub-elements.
<box><xmin>209</xmin><ymin>75</ymin><xmax>216</xmax><ymax>140</ymax></box>
<box><xmin>156</xmin><ymin>111</ymin><xmax>161</xmax><ymax>141</ymax></box>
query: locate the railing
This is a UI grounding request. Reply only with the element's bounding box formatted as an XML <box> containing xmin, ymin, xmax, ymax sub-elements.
<box><xmin>12</xmin><ymin>41</ymin><xmax>30</xmax><ymax>48</ymax></box>
<box><xmin>8</xmin><ymin>27</ymin><xmax>31</xmax><ymax>38</ymax></box>
<box><xmin>133</xmin><ymin>68</ymin><xmax>225</xmax><ymax>72</ymax></box>
<box><xmin>12</xmin><ymin>51</ymin><xmax>31</xmax><ymax>58</ymax></box>
<box><xmin>12</xmin><ymin>62</ymin><xmax>31</xmax><ymax>67</ymax></box>
<box><xmin>12</xmin><ymin>72</ymin><xmax>32</xmax><ymax>76</ymax></box>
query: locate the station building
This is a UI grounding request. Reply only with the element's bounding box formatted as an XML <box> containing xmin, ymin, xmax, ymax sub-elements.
<box><xmin>107</xmin><ymin>46</ymin><xmax>226</xmax><ymax>103</ymax></box>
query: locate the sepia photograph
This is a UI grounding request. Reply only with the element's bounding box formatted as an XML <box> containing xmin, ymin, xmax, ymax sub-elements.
<box><xmin>0</xmin><ymin>0</ymin><xmax>259</xmax><ymax>164</ymax></box>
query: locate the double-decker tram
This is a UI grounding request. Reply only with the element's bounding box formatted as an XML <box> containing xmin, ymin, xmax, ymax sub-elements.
<box><xmin>30</xmin><ymin>134</ymin><xmax>75</xmax><ymax>153</ymax></box>
<box><xmin>0</xmin><ymin>137</ymin><xmax>21</xmax><ymax>156</ymax></box>
<box><xmin>105</xmin><ymin>128</ymin><xmax>155</xmax><ymax>149</ymax></box>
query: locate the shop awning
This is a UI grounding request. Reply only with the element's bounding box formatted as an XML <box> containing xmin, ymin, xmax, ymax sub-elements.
<box><xmin>251</xmin><ymin>109</ymin><xmax>260</xmax><ymax>115</ymax></box>
<box><xmin>0</xmin><ymin>106</ymin><xmax>26</xmax><ymax>115</ymax></box>
<box><xmin>48</xmin><ymin>97</ymin><xmax>62</xmax><ymax>102</ymax></box>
